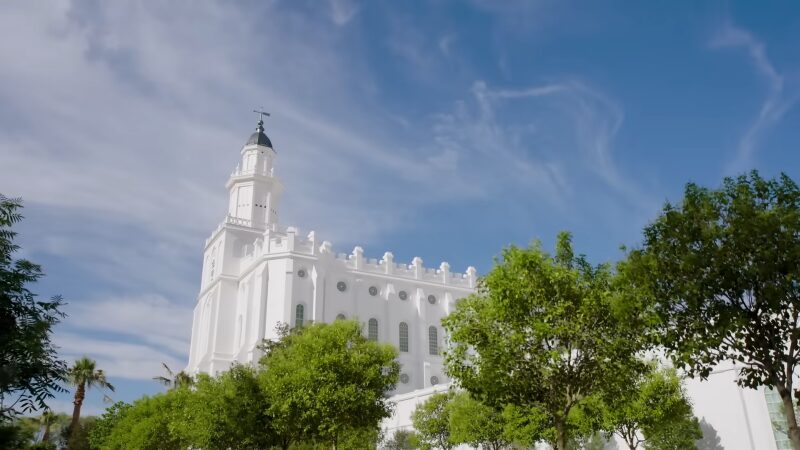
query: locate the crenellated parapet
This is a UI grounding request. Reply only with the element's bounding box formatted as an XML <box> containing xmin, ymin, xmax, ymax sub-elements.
<box><xmin>227</xmin><ymin>221</ymin><xmax>477</xmax><ymax>289</ymax></box>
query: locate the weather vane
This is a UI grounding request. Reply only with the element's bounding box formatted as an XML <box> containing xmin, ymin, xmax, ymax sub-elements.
<box><xmin>253</xmin><ymin>109</ymin><xmax>270</xmax><ymax>122</ymax></box>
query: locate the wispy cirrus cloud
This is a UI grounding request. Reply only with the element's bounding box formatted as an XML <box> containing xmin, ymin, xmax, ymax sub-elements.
<box><xmin>711</xmin><ymin>21</ymin><xmax>799</xmax><ymax>173</ymax></box>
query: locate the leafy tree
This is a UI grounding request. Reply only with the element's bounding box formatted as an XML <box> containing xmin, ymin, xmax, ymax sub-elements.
<box><xmin>448</xmin><ymin>391</ymin><xmax>509</xmax><ymax>450</ymax></box>
<box><xmin>260</xmin><ymin>320</ymin><xmax>399</xmax><ymax>449</ymax></box>
<box><xmin>626</xmin><ymin>172</ymin><xmax>800</xmax><ymax>449</ymax></box>
<box><xmin>0</xmin><ymin>195</ymin><xmax>66</xmax><ymax>420</ymax></box>
<box><xmin>89</xmin><ymin>393</ymin><xmax>185</xmax><ymax>450</ymax></box>
<box><xmin>152</xmin><ymin>362</ymin><xmax>193</xmax><ymax>391</ymax></box>
<box><xmin>410</xmin><ymin>392</ymin><xmax>454</xmax><ymax>450</ymax></box>
<box><xmin>87</xmin><ymin>401</ymin><xmax>131</xmax><ymax>450</ymax></box>
<box><xmin>443</xmin><ymin>233</ymin><xmax>646</xmax><ymax>450</ymax></box>
<box><xmin>384</xmin><ymin>429</ymin><xmax>419</xmax><ymax>450</ymax></box>
<box><xmin>66</xmin><ymin>357</ymin><xmax>114</xmax><ymax>443</ymax></box>
<box><xmin>171</xmin><ymin>363</ymin><xmax>277</xmax><ymax>449</ymax></box>
<box><xmin>605</xmin><ymin>366</ymin><xmax>700</xmax><ymax>450</ymax></box>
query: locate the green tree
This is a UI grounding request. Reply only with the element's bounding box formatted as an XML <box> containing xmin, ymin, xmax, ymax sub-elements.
<box><xmin>448</xmin><ymin>392</ymin><xmax>509</xmax><ymax>450</ymax></box>
<box><xmin>384</xmin><ymin>429</ymin><xmax>419</xmax><ymax>450</ymax></box>
<box><xmin>152</xmin><ymin>362</ymin><xmax>193</xmax><ymax>391</ymax></box>
<box><xmin>259</xmin><ymin>320</ymin><xmax>399</xmax><ymax>449</ymax></box>
<box><xmin>66</xmin><ymin>357</ymin><xmax>114</xmax><ymax>444</ymax></box>
<box><xmin>605</xmin><ymin>366</ymin><xmax>700</xmax><ymax>450</ymax></box>
<box><xmin>410</xmin><ymin>392</ymin><xmax>454</xmax><ymax>450</ymax></box>
<box><xmin>171</xmin><ymin>363</ymin><xmax>277</xmax><ymax>449</ymax></box>
<box><xmin>87</xmin><ymin>401</ymin><xmax>130</xmax><ymax>450</ymax></box>
<box><xmin>627</xmin><ymin>172</ymin><xmax>800</xmax><ymax>449</ymax></box>
<box><xmin>89</xmin><ymin>393</ymin><xmax>185</xmax><ymax>450</ymax></box>
<box><xmin>0</xmin><ymin>195</ymin><xmax>66</xmax><ymax>420</ymax></box>
<box><xmin>444</xmin><ymin>233</ymin><xmax>646</xmax><ymax>450</ymax></box>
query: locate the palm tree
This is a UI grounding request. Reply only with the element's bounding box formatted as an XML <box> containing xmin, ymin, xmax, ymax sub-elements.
<box><xmin>153</xmin><ymin>362</ymin><xmax>194</xmax><ymax>390</ymax></box>
<box><xmin>67</xmin><ymin>357</ymin><xmax>114</xmax><ymax>438</ymax></box>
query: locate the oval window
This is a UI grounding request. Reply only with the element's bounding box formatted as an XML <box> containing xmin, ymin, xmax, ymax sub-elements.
<box><xmin>427</xmin><ymin>294</ymin><xmax>436</xmax><ymax>304</ymax></box>
<box><xmin>337</xmin><ymin>281</ymin><xmax>347</xmax><ymax>292</ymax></box>
<box><xmin>297</xmin><ymin>269</ymin><xmax>307</xmax><ymax>278</ymax></box>
<box><xmin>368</xmin><ymin>286</ymin><xmax>378</xmax><ymax>296</ymax></box>
<box><xmin>398</xmin><ymin>290</ymin><xmax>408</xmax><ymax>300</ymax></box>
<box><xmin>400</xmin><ymin>373</ymin><xmax>410</xmax><ymax>384</ymax></box>
<box><xmin>430</xmin><ymin>376</ymin><xmax>439</xmax><ymax>385</ymax></box>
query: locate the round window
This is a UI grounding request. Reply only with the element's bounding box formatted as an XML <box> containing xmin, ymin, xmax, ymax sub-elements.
<box><xmin>427</xmin><ymin>294</ymin><xmax>436</xmax><ymax>304</ymax></box>
<box><xmin>368</xmin><ymin>286</ymin><xmax>378</xmax><ymax>296</ymax></box>
<box><xmin>337</xmin><ymin>281</ymin><xmax>347</xmax><ymax>292</ymax></box>
<box><xmin>398</xmin><ymin>290</ymin><xmax>408</xmax><ymax>300</ymax></box>
<box><xmin>400</xmin><ymin>373</ymin><xmax>410</xmax><ymax>384</ymax></box>
<box><xmin>430</xmin><ymin>376</ymin><xmax>439</xmax><ymax>385</ymax></box>
<box><xmin>297</xmin><ymin>269</ymin><xmax>307</xmax><ymax>278</ymax></box>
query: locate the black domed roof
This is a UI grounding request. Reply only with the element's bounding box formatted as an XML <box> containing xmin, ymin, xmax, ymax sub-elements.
<box><xmin>246</xmin><ymin>120</ymin><xmax>272</xmax><ymax>148</ymax></box>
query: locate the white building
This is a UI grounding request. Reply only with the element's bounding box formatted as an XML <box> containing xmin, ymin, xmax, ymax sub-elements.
<box><xmin>187</xmin><ymin>119</ymin><xmax>788</xmax><ymax>449</ymax></box>
<box><xmin>186</xmin><ymin>118</ymin><xmax>475</xmax><ymax>431</ymax></box>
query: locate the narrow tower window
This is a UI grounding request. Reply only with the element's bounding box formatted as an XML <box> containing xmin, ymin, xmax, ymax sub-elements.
<box><xmin>429</xmin><ymin>326</ymin><xmax>438</xmax><ymax>355</ymax></box>
<box><xmin>295</xmin><ymin>304</ymin><xmax>304</xmax><ymax>328</ymax></box>
<box><xmin>399</xmin><ymin>322</ymin><xmax>409</xmax><ymax>352</ymax></box>
<box><xmin>368</xmin><ymin>318</ymin><xmax>379</xmax><ymax>341</ymax></box>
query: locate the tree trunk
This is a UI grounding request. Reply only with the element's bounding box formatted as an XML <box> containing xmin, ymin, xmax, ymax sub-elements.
<box><xmin>70</xmin><ymin>382</ymin><xmax>86</xmax><ymax>441</ymax></box>
<box><xmin>555</xmin><ymin>421</ymin><xmax>567</xmax><ymax>450</ymax></box>
<box><xmin>42</xmin><ymin>423</ymin><xmax>51</xmax><ymax>443</ymax></box>
<box><xmin>778</xmin><ymin>387</ymin><xmax>800</xmax><ymax>450</ymax></box>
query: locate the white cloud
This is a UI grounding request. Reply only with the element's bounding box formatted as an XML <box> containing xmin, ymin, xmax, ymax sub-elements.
<box><xmin>711</xmin><ymin>22</ymin><xmax>799</xmax><ymax>172</ymax></box>
<box><xmin>64</xmin><ymin>294</ymin><xmax>193</xmax><ymax>356</ymax></box>
<box><xmin>57</xmin><ymin>331</ymin><xmax>185</xmax><ymax>381</ymax></box>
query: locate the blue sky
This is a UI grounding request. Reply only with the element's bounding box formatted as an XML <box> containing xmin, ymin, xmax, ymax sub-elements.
<box><xmin>1</xmin><ymin>0</ymin><xmax>799</xmax><ymax>416</ymax></box>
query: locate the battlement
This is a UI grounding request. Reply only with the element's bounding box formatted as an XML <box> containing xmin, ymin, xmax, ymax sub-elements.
<box><xmin>219</xmin><ymin>220</ymin><xmax>476</xmax><ymax>289</ymax></box>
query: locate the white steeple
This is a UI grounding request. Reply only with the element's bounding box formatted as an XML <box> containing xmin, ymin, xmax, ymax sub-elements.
<box><xmin>224</xmin><ymin>116</ymin><xmax>283</xmax><ymax>228</ymax></box>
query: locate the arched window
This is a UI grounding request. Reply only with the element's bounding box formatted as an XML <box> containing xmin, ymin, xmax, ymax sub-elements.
<box><xmin>368</xmin><ymin>318</ymin><xmax>378</xmax><ymax>341</ymax></box>
<box><xmin>295</xmin><ymin>304</ymin><xmax>304</xmax><ymax>328</ymax></box>
<box><xmin>429</xmin><ymin>326</ymin><xmax>438</xmax><ymax>355</ymax></box>
<box><xmin>399</xmin><ymin>322</ymin><xmax>409</xmax><ymax>352</ymax></box>
<box><xmin>336</xmin><ymin>313</ymin><xmax>346</xmax><ymax>321</ymax></box>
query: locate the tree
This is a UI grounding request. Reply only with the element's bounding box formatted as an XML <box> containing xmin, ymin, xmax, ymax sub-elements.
<box><xmin>66</xmin><ymin>357</ymin><xmax>114</xmax><ymax>444</ymax></box>
<box><xmin>626</xmin><ymin>172</ymin><xmax>800</xmax><ymax>449</ymax></box>
<box><xmin>259</xmin><ymin>320</ymin><xmax>399</xmax><ymax>449</ymax></box>
<box><xmin>384</xmin><ymin>429</ymin><xmax>419</xmax><ymax>450</ymax></box>
<box><xmin>87</xmin><ymin>401</ymin><xmax>130</xmax><ymax>450</ymax></box>
<box><xmin>88</xmin><ymin>393</ymin><xmax>185</xmax><ymax>450</ymax></box>
<box><xmin>448</xmin><ymin>392</ymin><xmax>509</xmax><ymax>450</ymax></box>
<box><xmin>170</xmin><ymin>363</ymin><xmax>277</xmax><ymax>449</ymax></box>
<box><xmin>410</xmin><ymin>392</ymin><xmax>454</xmax><ymax>450</ymax></box>
<box><xmin>0</xmin><ymin>195</ymin><xmax>66</xmax><ymax>420</ymax></box>
<box><xmin>443</xmin><ymin>233</ymin><xmax>646</xmax><ymax>450</ymax></box>
<box><xmin>604</xmin><ymin>366</ymin><xmax>700</xmax><ymax>450</ymax></box>
<box><xmin>152</xmin><ymin>362</ymin><xmax>194</xmax><ymax>391</ymax></box>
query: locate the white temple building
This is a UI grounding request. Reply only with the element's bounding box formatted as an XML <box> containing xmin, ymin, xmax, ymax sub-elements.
<box><xmin>186</xmin><ymin>119</ymin><xmax>790</xmax><ymax>449</ymax></box>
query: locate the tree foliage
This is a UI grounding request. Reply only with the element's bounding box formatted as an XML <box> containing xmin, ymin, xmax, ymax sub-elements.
<box><xmin>410</xmin><ymin>392</ymin><xmax>454</xmax><ymax>450</ymax></box>
<box><xmin>605</xmin><ymin>366</ymin><xmax>700</xmax><ymax>450</ymax></box>
<box><xmin>88</xmin><ymin>393</ymin><xmax>185</xmax><ymax>450</ymax></box>
<box><xmin>383</xmin><ymin>429</ymin><xmax>419</xmax><ymax>450</ymax></box>
<box><xmin>260</xmin><ymin>320</ymin><xmax>399</xmax><ymax>448</ymax></box>
<box><xmin>171</xmin><ymin>363</ymin><xmax>276</xmax><ymax>449</ymax></box>
<box><xmin>448</xmin><ymin>392</ymin><xmax>509</xmax><ymax>450</ymax></box>
<box><xmin>626</xmin><ymin>171</ymin><xmax>800</xmax><ymax>449</ymax></box>
<box><xmin>0</xmin><ymin>195</ymin><xmax>66</xmax><ymax>420</ymax></box>
<box><xmin>444</xmin><ymin>232</ymin><xmax>646</xmax><ymax>450</ymax></box>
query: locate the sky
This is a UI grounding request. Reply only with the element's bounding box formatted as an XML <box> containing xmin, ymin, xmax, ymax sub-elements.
<box><xmin>1</xmin><ymin>0</ymin><xmax>799</xmax><ymax>416</ymax></box>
